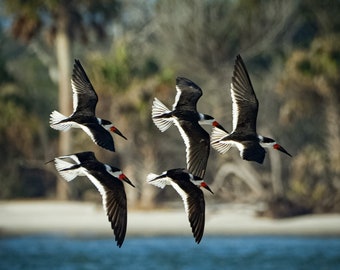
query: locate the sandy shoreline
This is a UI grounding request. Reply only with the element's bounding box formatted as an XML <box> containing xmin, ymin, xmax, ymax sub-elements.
<box><xmin>1</xmin><ymin>200</ymin><xmax>340</xmax><ymax>238</ymax></box>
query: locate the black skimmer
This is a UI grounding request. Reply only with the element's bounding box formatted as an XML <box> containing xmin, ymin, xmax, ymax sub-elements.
<box><xmin>211</xmin><ymin>55</ymin><xmax>292</xmax><ymax>164</ymax></box>
<box><xmin>50</xmin><ymin>59</ymin><xmax>127</xmax><ymax>152</ymax></box>
<box><xmin>146</xmin><ymin>168</ymin><xmax>213</xmax><ymax>244</ymax></box>
<box><xmin>50</xmin><ymin>151</ymin><xmax>135</xmax><ymax>248</ymax></box>
<box><xmin>152</xmin><ymin>77</ymin><xmax>226</xmax><ymax>178</ymax></box>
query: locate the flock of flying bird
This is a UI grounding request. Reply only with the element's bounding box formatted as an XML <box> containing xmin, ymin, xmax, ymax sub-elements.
<box><xmin>47</xmin><ymin>54</ymin><xmax>292</xmax><ymax>248</ymax></box>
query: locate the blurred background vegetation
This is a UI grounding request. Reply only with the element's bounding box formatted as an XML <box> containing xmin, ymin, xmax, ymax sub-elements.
<box><xmin>0</xmin><ymin>0</ymin><xmax>339</xmax><ymax>217</ymax></box>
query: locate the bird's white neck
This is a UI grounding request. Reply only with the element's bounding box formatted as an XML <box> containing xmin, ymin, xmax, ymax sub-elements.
<box><xmin>198</xmin><ymin>113</ymin><xmax>214</xmax><ymax>125</ymax></box>
<box><xmin>258</xmin><ymin>135</ymin><xmax>276</xmax><ymax>148</ymax></box>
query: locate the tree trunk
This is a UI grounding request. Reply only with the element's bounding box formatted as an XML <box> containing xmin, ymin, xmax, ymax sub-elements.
<box><xmin>55</xmin><ymin>6</ymin><xmax>72</xmax><ymax>200</ymax></box>
<box><xmin>269</xmin><ymin>148</ymin><xmax>284</xmax><ymax>196</ymax></box>
<box><xmin>326</xmin><ymin>94</ymin><xmax>340</xmax><ymax>188</ymax></box>
<box><xmin>316</xmin><ymin>77</ymin><xmax>340</xmax><ymax>188</ymax></box>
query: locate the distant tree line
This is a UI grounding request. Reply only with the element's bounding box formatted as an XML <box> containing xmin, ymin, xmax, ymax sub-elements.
<box><xmin>0</xmin><ymin>0</ymin><xmax>339</xmax><ymax>217</ymax></box>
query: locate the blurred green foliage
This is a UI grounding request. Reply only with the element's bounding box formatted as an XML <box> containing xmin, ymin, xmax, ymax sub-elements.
<box><xmin>0</xmin><ymin>0</ymin><xmax>339</xmax><ymax>216</ymax></box>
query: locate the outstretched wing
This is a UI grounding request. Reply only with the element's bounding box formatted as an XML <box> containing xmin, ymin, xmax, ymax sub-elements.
<box><xmin>174</xmin><ymin>119</ymin><xmax>210</xmax><ymax>179</ymax></box>
<box><xmin>230</xmin><ymin>55</ymin><xmax>259</xmax><ymax>133</ymax></box>
<box><xmin>85</xmin><ymin>170</ymin><xmax>128</xmax><ymax>248</ymax></box>
<box><xmin>72</xmin><ymin>60</ymin><xmax>98</xmax><ymax>116</ymax></box>
<box><xmin>171</xmin><ymin>180</ymin><xmax>206</xmax><ymax>244</ymax></box>
<box><xmin>174</xmin><ymin>77</ymin><xmax>203</xmax><ymax>111</ymax></box>
<box><xmin>81</xmin><ymin>123</ymin><xmax>115</xmax><ymax>152</ymax></box>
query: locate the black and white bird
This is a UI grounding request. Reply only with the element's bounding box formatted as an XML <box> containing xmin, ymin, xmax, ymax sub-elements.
<box><xmin>50</xmin><ymin>151</ymin><xmax>135</xmax><ymax>248</ymax></box>
<box><xmin>50</xmin><ymin>60</ymin><xmax>127</xmax><ymax>152</ymax></box>
<box><xmin>152</xmin><ymin>77</ymin><xmax>227</xmax><ymax>178</ymax></box>
<box><xmin>146</xmin><ymin>168</ymin><xmax>213</xmax><ymax>244</ymax></box>
<box><xmin>211</xmin><ymin>55</ymin><xmax>291</xmax><ymax>164</ymax></box>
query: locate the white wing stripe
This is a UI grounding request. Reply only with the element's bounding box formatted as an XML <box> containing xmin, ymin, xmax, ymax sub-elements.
<box><xmin>85</xmin><ymin>172</ymin><xmax>107</xmax><ymax>212</ymax></box>
<box><xmin>173</xmin><ymin>119</ymin><xmax>191</xmax><ymax>166</ymax></box>
<box><xmin>80</xmin><ymin>125</ymin><xmax>98</xmax><ymax>144</ymax></box>
<box><xmin>170</xmin><ymin>181</ymin><xmax>189</xmax><ymax>215</ymax></box>
<box><xmin>173</xmin><ymin>86</ymin><xmax>182</xmax><ymax>110</ymax></box>
<box><xmin>71</xmin><ymin>80</ymin><xmax>79</xmax><ymax>113</ymax></box>
<box><xmin>230</xmin><ymin>83</ymin><xmax>239</xmax><ymax>132</ymax></box>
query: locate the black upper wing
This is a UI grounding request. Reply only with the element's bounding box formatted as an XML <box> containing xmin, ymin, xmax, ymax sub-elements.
<box><xmin>231</xmin><ymin>55</ymin><xmax>259</xmax><ymax>134</ymax></box>
<box><xmin>174</xmin><ymin>77</ymin><xmax>203</xmax><ymax>111</ymax></box>
<box><xmin>176</xmin><ymin>119</ymin><xmax>210</xmax><ymax>179</ymax></box>
<box><xmin>72</xmin><ymin>59</ymin><xmax>98</xmax><ymax>116</ymax></box>
<box><xmin>104</xmin><ymin>185</ymin><xmax>127</xmax><ymax>248</ymax></box>
<box><xmin>172</xmin><ymin>174</ymin><xmax>205</xmax><ymax>244</ymax></box>
<box><xmin>82</xmin><ymin>123</ymin><xmax>115</xmax><ymax>152</ymax></box>
<box><xmin>186</xmin><ymin>187</ymin><xmax>205</xmax><ymax>244</ymax></box>
<box><xmin>85</xmin><ymin>164</ymin><xmax>128</xmax><ymax>248</ymax></box>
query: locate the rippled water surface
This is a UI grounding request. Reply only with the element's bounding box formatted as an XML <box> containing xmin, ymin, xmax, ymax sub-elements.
<box><xmin>1</xmin><ymin>235</ymin><xmax>339</xmax><ymax>270</ymax></box>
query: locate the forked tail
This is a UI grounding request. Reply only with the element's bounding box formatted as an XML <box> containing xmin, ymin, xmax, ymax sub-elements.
<box><xmin>151</xmin><ymin>98</ymin><xmax>174</xmax><ymax>132</ymax></box>
<box><xmin>210</xmin><ymin>126</ymin><xmax>232</xmax><ymax>154</ymax></box>
<box><xmin>50</xmin><ymin>110</ymin><xmax>72</xmax><ymax>131</ymax></box>
<box><xmin>146</xmin><ymin>173</ymin><xmax>168</xmax><ymax>189</ymax></box>
<box><xmin>54</xmin><ymin>158</ymin><xmax>81</xmax><ymax>182</ymax></box>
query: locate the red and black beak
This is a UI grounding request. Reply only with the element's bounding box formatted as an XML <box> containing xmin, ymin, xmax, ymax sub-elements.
<box><xmin>212</xmin><ymin>121</ymin><xmax>228</xmax><ymax>133</ymax></box>
<box><xmin>274</xmin><ymin>144</ymin><xmax>292</xmax><ymax>157</ymax></box>
<box><xmin>119</xmin><ymin>173</ymin><xmax>135</xmax><ymax>187</ymax></box>
<box><xmin>110</xmin><ymin>126</ymin><xmax>127</xmax><ymax>140</ymax></box>
<box><xmin>201</xmin><ymin>182</ymin><xmax>214</xmax><ymax>194</ymax></box>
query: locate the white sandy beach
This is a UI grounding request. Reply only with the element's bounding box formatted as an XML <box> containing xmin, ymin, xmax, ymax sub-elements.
<box><xmin>1</xmin><ymin>200</ymin><xmax>340</xmax><ymax>238</ymax></box>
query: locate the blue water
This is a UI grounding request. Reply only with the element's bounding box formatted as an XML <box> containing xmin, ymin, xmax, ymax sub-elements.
<box><xmin>1</xmin><ymin>235</ymin><xmax>339</xmax><ymax>270</ymax></box>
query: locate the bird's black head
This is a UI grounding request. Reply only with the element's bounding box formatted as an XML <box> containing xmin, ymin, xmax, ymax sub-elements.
<box><xmin>203</xmin><ymin>114</ymin><xmax>214</xmax><ymax>121</ymax></box>
<box><xmin>261</xmin><ymin>137</ymin><xmax>275</xmax><ymax>144</ymax></box>
<box><xmin>100</xmin><ymin>119</ymin><xmax>112</xmax><ymax>126</ymax></box>
<box><xmin>191</xmin><ymin>175</ymin><xmax>214</xmax><ymax>194</ymax></box>
<box><xmin>105</xmin><ymin>165</ymin><xmax>135</xmax><ymax>187</ymax></box>
<box><xmin>259</xmin><ymin>136</ymin><xmax>292</xmax><ymax>157</ymax></box>
<box><xmin>99</xmin><ymin>118</ymin><xmax>127</xmax><ymax>140</ymax></box>
<box><xmin>199</xmin><ymin>114</ymin><xmax>228</xmax><ymax>132</ymax></box>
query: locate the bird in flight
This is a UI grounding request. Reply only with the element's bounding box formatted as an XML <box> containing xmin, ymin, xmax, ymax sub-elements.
<box><xmin>146</xmin><ymin>168</ymin><xmax>213</xmax><ymax>244</ymax></box>
<box><xmin>50</xmin><ymin>59</ymin><xmax>127</xmax><ymax>152</ymax></box>
<box><xmin>211</xmin><ymin>54</ymin><xmax>291</xmax><ymax>164</ymax></box>
<box><xmin>152</xmin><ymin>77</ymin><xmax>227</xmax><ymax>178</ymax></box>
<box><xmin>49</xmin><ymin>151</ymin><xmax>135</xmax><ymax>248</ymax></box>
